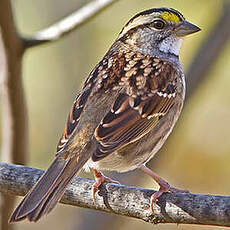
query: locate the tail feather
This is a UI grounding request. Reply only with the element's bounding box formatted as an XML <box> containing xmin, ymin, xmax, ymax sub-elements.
<box><xmin>9</xmin><ymin>154</ymin><xmax>89</xmax><ymax>222</ymax></box>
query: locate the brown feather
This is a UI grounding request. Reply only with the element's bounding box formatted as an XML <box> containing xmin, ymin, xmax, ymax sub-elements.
<box><xmin>93</xmin><ymin>53</ymin><xmax>177</xmax><ymax>161</ymax></box>
<box><xmin>10</xmin><ymin>141</ymin><xmax>94</xmax><ymax>222</ymax></box>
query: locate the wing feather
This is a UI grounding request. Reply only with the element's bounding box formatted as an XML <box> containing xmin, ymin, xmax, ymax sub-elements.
<box><xmin>93</xmin><ymin>92</ymin><xmax>175</xmax><ymax>161</ymax></box>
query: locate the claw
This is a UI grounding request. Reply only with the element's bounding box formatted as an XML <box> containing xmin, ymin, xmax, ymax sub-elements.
<box><xmin>91</xmin><ymin>168</ymin><xmax>120</xmax><ymax>204</ymax></box>
<box><xmin>139</xmin><ymin>164</ymin><xmax>189</xmax><ymax>212</ymax></box>
<box><xmin>150</xmin><ymin>183</ymin><xmax>189</xmax><ymax>211</ymax></box>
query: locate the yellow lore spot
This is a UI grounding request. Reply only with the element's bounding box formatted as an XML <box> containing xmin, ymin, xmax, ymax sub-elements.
<box><xmin>159</xmin><ymin>12</ymin><xmax>180</xmax><ymax>22</ymax></box>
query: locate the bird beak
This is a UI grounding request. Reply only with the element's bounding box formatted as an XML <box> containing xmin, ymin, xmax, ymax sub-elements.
<box><xmin>175</xmin><ymin>21</ymin><xmax>201</xmax><ymax>37</ymax></box>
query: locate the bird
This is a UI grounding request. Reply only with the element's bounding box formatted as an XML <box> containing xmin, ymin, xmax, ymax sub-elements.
<box><xmin>10</xmin><ymin>7</ymin><xmax>200</xmax><ymax>223</ymax></box>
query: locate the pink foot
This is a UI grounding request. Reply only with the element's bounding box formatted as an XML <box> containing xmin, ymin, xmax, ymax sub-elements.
<box><xmin>139</xmin><ymin>164</ymin><xmax>189</xmax><ymax>211</ymax></box>
<box><xmin>91</xmin><ymin>168</ymin><xmax>120</xmax><ymax>204</ymax></box>
<box><xmin>150</xmin><ymin>179</ymin><xmax>189</xmax><ymax>211</ymax></box>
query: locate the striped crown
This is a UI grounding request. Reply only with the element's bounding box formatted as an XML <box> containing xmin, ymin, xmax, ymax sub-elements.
<box><xmin>118</xmin><ymin>8</ymin><xmax>185</xmax><ymax>39</ymax></box>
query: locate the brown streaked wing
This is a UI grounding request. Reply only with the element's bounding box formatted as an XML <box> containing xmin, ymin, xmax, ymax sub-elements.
<box><xmin>56</xmin><ymin>86</ymin><xmax>92</xmax><ymax>153</ymax></box>
<box><xmin>93</xmin><ymin>92</ymin><xmax>175</xmax><ymax>161</ymax></box>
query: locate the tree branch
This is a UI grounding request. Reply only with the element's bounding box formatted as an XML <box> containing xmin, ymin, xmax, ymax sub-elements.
<box><xmin>0</xmin><ymin>0</ymin><xmax>27</xmax><ymax>229</ymax></box>
<box><xmin>1</xmin><ymin>162</ymin><xmax>230</xmax><ymax>227</ymax></box>
<box><xmin>23</xmin><ymin>0</ymin><xmax>120</xmax><ymax>48</ymax></box>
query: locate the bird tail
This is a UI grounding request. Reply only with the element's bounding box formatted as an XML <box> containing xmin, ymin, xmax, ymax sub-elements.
<box><xmin>9</xmin><ymin>154</ymin><xmax>89</xmax><ymax>223</ymax></box>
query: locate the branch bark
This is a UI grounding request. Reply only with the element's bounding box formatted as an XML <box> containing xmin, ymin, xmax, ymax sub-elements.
<box><xmin>23</xmin><ymin>0</ymin><xmax>120</xmax><ymax>48</ymax></box>
<box><xmin>1</xmin><ymin>162</ymin><xmax>230</xmax><ymax>227</ymax></box>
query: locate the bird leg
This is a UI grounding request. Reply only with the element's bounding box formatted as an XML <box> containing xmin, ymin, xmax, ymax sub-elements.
<box><xmin>91</xmin><ymin>168</ymin><xmax>120</xmax><ymax>204</ymax></box>
<box><xmin>139</xmin><ymin>164</ymin><xmax>189</xmax><ymax>211</ymax></box>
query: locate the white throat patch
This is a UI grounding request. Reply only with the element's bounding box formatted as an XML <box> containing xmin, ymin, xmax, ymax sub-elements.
<box><xmin>159</xmin><ymin>36</ymin><xmax>183</xmax><ymax>56</ymax></box>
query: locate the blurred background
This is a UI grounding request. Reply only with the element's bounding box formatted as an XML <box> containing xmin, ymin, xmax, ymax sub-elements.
<box><xmin>4</xmin><ymin>0</ymin><xmax>230</xmax><ymax>229</ymax></box>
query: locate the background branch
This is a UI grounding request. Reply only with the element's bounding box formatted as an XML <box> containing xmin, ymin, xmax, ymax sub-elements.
<box><xmin>185</xmin><ymin>0</ymin><xmax>230</xmax><ymax>100</ymax></box>
<box><xmin>0</xmin><ymin>1</ymin><xmax>27</xmax><ymax>229</ymax></box>
<box><xmin>0</xmin><ymin>162</ymin><xmax>230</xmax><ymax>227</ymax></box>
<box><xmin>23</xmin><ymin>0</ymin><xmax>120</xmax><ymax>48</ymax></box>
<box><xmin>0</xmin><ymin>1</ymin><xmax>120</xmax><ymax>229</ymax></box>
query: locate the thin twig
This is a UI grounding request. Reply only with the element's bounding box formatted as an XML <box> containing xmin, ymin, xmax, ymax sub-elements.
<box><xmin>23</xmin><ymin>0</ymin><xmax>120</xmax><ymax>48</ymax></box>
<box><xmin>1</xmin><ymin>162</ymin><xmax>230</xmax><ymax>227</ymax></box>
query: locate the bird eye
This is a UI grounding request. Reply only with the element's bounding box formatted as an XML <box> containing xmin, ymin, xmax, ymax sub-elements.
<box><xmin>153</xmin><ymin>20</ymin><xmax>165</xmax><ymax>30</ymax></box>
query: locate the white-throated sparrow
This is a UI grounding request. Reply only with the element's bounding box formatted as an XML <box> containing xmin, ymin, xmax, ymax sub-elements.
<box><xmin>10</xmin><ymin>8</ymin><xmax>200</xmax><ymax>222</ymax></box>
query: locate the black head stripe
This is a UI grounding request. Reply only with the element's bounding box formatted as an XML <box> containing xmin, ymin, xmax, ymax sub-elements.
<box><xmin>126</xmin><ymin>8</ymin><xmax>184</xmax><ymax>26</ymax></box>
